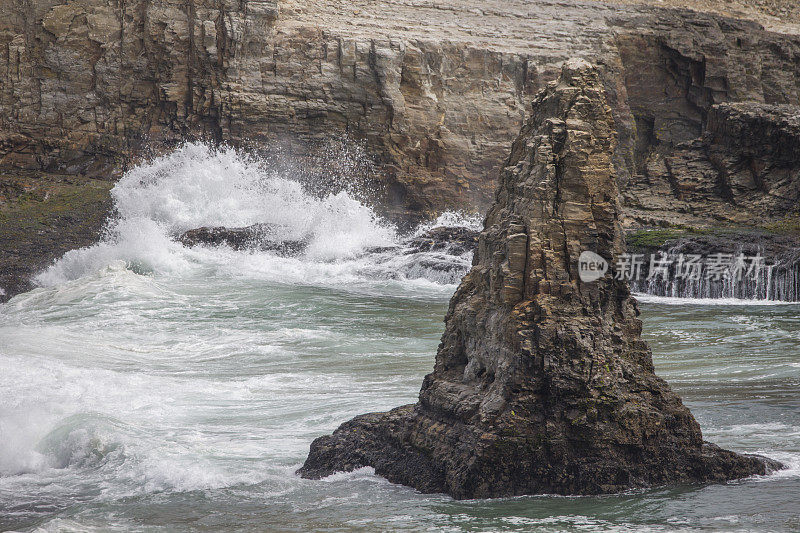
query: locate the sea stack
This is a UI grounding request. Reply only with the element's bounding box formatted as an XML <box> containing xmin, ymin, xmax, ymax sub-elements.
<box><xmin>299</xmin><ymin>59</ymin><xmax>780</xmax><ymax>499</ymax></box>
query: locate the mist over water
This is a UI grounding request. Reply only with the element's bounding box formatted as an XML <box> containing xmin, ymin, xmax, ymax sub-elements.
<box><xmin>1</xmin><ymin>144</ymin><xmax>799</xmax><ymax>531</ymax></box>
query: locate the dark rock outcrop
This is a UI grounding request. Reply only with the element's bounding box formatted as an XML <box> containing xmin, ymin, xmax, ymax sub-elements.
<box><xmin>0</xmin><ymin>172</ymin><xmax>113</xmax><ymax>302</ymax></box>
<box><xmin>178</xmin><ymin>224</ymin><xmax>479</xmax><ymax>257</ymax></box>
<box><xmin>404</xmin><ymin>226</ymin><xmax>480</xmax><ymax>256</ymax></box>
<box><xmin>178</xmin><ymin>224</ymin><xmax>307</xmax><ymax>256</ymax></box>
<box><xmin>299</xmin><ymin>60</ymin><xmax>780</xmax><ymax>499</ymax></box>
<box><xmin>358</xmin><ymin>226</ymin><xmax>479</xmax><ymax>285</ymax></box>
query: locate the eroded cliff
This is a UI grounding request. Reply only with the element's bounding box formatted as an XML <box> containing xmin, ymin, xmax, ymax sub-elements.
<box><xmin>2</xmin><ymin>0</ymin><xmax>799</xmax><ymax>217</ymax></box>
<box><xmin>1</xmin><ymin>0</ymin><xmax>800</xmax><ymax>298</ymax></box>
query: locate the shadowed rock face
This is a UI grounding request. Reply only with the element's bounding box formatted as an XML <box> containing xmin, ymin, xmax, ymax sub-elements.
<box><xmin>623</xmin><ymin>102</ymin><xmax>800</xmax><ymax>227</ymax></box>
<box><xmin>298</xmin><ymin>59</ymin><xmax>781</xmax><ymax>499</ymax></box>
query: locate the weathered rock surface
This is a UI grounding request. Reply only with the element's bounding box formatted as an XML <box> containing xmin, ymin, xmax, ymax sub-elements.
<box><xmin>298</xmin><ymin>60</ymin><xmax>780</xmax><ymax>498</ymax></box>
<box><xmin>603</xmin><ymin>0</ymin><xmax>800</xmax><ymax>34</ymax></box>
<box><xmin>2</xmin><ymin>0</ymin><xmax>799</xmax><ymax>221</ymax></box>
<box><xmin>623</xmin><ymin>102</ymin><xmax>800</xmax><ymax>228</ymax></box>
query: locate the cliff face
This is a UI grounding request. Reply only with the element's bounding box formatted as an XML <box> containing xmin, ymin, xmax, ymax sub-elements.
<box><xmin>1</xmin><ymin>0</ymin><xmax>542</xmax><ymax>218</ymax></box>
<box><xmin>623</xmin><ymin>102</ymin><xmax>800</xmax><ymax>227</ymax></box>
<box><xmin>604</xmin><ymin>0</ymin><xmax>800</xmax><ymax>34</ymax></box>
<box><xmin>2</xmin><ymin>0</ymin><xmax>799</xmax><ymax>221</ymax></box>
<box><xmin>613</xmin><ymin>24</ymin><xmax>800</xmax><ymax>228</ymax></box>
<box><xmin>298</xmin><ymin>60</ymin><xmax>778</xmax><ymax>498</ymax></box>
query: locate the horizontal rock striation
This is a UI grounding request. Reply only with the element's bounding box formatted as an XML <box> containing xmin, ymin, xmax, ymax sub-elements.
<box><xmin>298</xmin><ymin>60</ymin><xmax>781</xmax><ymax>499</ymax></box>
<box><xmin>603</xmin><ymin>0</ymin><xmax>800</xmax><ymax>33</ymax></box>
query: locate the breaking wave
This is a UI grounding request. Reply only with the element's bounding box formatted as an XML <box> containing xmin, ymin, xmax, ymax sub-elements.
<box><xmin>35</xmin><ymin>142</ymin><xmax>478</xmax><ymax>292</ymax></box>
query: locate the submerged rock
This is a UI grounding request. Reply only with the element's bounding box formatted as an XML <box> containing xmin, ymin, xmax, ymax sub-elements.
<box><xmin>178</xmin><ymin>224</ymin><xmax>307</xmax><ymax>256</ymax></box>
<box><xmin>353</xmin><ymin>226</ymin><xmax>479</xmax><ymax>285</ymax></box>
<box><xmin>299</xmin><ymin>60</ymin><xmax>781</xmax><ymax>499</ymax></box>
<box><xmin>178</xmin><ymin>223</ymin><xmax>478</xmax><ymax>260</ymax></box>
<box><xmin>405</xmin><ymin>226</ymin><xmax>480</xmax><ymax>256</ymax></box>
<box><xmin>362</xmin><ymin>226</ymin><xmax>480</xmax><ymax>258</ymax></box>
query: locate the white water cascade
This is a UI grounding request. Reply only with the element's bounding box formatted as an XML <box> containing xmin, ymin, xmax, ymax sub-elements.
<box><xmin>631</xmin><ymin>246</ymin><xmax>800</xmax><ymax>302</ymax></box>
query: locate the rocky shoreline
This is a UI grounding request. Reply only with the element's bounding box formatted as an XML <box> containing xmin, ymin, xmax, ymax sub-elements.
<box><xmin>626</xmin><ymin>228</ymin><xmax>800</xmax><ymax>300</ymax></box>
<box><xmin>0</xmin><ymin>172</ymin><xmax>113</xmax><ymax>300</ymax></box>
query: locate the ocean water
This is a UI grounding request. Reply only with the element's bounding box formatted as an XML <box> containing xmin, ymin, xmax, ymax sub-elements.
<box><xmin>1</xmin><ymin>144</ymin><xmax>798</xmax><ymax>532</ymax></box>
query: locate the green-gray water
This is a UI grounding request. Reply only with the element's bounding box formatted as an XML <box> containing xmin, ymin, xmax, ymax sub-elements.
<box><xmin>1</xmin><ymin>145</ymin><xmax>797</xmax><ymax>531</ymax></box>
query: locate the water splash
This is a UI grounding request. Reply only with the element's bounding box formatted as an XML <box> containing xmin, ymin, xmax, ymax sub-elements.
<box><xmin>35</xmin><ymin>143</ymin><xmax>464</xmax><ymax>289</ymax></box>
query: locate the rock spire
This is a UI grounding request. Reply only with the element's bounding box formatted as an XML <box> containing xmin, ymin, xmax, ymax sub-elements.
<box><xmin>299</xmin><ymin>59</ymin><xmax>779</xmax><ymax>499</ymax></box>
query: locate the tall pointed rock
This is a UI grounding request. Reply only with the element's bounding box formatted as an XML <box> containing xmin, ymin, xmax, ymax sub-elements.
<box><xmin>299</xmin><ymin>59</ymin><xmax>779</xmax><ymax>499</ymax></box>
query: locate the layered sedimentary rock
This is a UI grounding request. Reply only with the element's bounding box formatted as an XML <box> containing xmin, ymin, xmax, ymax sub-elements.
<box><xmin>299</xmin><ymin>60</ymin><xmax>779</xmax><ymax>498</ymax></box>
<box><xmin>2</xmin><ymin>0</ymin><xmax>799</xmax><ymax>220</ymax></box>
<box><xmin>622</xmin><ymin>96</ymin><xmax>800</xmax><ymax>228</ymax></box>
<box><xmin>605</xmin><ymin>0</ymin><xmax>800</xmax><ymax>33</ymax></box>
